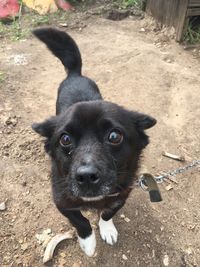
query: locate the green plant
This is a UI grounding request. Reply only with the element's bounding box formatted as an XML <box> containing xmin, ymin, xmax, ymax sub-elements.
<box><xmin>31</xmin><ymin>15</ymin><xmax>50</xmax><ymax>26</ymax></box>
<box><xmin>184</xmin><ymin>18</ymin><xmax>200</xmax><ymax>44</ymax></box>
<box><xmin>114</xmin><ymin>0</ymin><xmax>144</xmax><ymax>9</ymax></box>
<box><xmin>0</xmin><ymin>22</ymin><xmax>5</xmax><ymax>34</ymax></box>
<box><xmin>0</xmin><ymin>72</ymin><xmax>5</xmax><ymax>83</ymax></box>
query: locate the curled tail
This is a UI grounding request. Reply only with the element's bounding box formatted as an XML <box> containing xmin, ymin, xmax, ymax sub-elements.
<box><xmin>33</xmin><ymin>28</ymin><xmax>82</xmax><ymax>75</ymax></box>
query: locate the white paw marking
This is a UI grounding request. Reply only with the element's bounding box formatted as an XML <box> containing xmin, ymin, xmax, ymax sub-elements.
<box><xmin>98</xmin><ymin>217</ymin><xmax>118</xmax><ymax>245</ymax></box>
<box><xmin>78</xmin><ymin>231</ymin><xmax>96</xmax><ymax>257</ymax></box>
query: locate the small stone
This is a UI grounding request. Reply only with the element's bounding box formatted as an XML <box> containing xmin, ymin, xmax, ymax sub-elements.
<box><xmin>59</xmin><ymin>23</ymin><xmax>68</xmax><ymax>27</ymax></box>
<box><xmin>188</xmin><ymin>224</ymin><xmax>196</xmax><ymax>230</ymax></box>
<box><xmin>21</xmin><ymin>243</ymin><xmax>28</xmax><ymax>251</ymax></box>
<box><xmin>5</xmin><ymin>116</ymin><xmax>18</xmax><ymax>126</ymax></box>
<box><xmin>165</xmin><ymin>184</ymin><xmax>173</xmax><ymax>191</ymax></box>
<box><xmin>72</xmin><ymin>262</ymin><xmax>81</xmax><ymax>267</ymax></box>
<box><xmin>60</xmin><ymin>252</ymin><xmax>66</xmax><ymax>258</ymax></box>
<box><xmin>120</xmin><ymin>214</ymin><xmax>125</xmax><ymax>218</ymax></box>
<box><xmin>168</xmin><ymin>176</ymin><xmax>178</xmax><ymax>184</ymax></box>
<box><xmin>140</xmin><ymin>28</ymin><xmax>145</xmax><ymax>32</ymax></box>
<box><xmin>163</xmin><ymin>254</ymin><xmax>169</xmax><ymax>266</ymax></box>
<box><xmin>166</xmin><ymin>59</ymin><xmax>172</xmax><ymax>63</ymax></box>
<box><xmin>43</xmin><ymin>228</ymin><xmax>52</xmax><ymax>235</ymax></box>
<box><xmin>0</xmin><ymin>202</ymin><xmax>6</xmax><ymax>211</ymax></box>
<box><xmin>124</xmin><ymin>217</ymin><xmax>130</xmax><ymax>223</ymax></box>
<box><xmin>122</xmin><ymin>254</ymin><xmax>128</xmax><ymax>260</ymax></box>
<box><xmin>185</xmin><ymin>248</ymin><xmax>192</xmax><ymax>255</ymax></box>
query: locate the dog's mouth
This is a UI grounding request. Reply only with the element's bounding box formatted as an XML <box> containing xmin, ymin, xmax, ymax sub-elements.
<box><xmin>66</xmin><ymin>166</ymin><xmax>119</xmax><ymax>200</ymax></box>
<box><xmin>69</xmin><ymin>180</ymin><xmax>117</xmax><ymax>200</ymax></box>
<box><xmin>80</xmin><ymin>195</ymin><xmax>106</xmax><ymax>202</ymax></box>
<box><xmin>80</xmin><ymin>190</ymin><xmax>122</xmax><ymax>201</ymax></box>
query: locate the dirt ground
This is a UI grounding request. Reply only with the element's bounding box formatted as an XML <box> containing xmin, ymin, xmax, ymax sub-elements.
<box><xmin>0</xmin><ymin>7</ymin><xmax>200</xmax><ymax>267</ymax></box>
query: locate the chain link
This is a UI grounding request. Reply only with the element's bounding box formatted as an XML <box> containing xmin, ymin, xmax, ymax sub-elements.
<box><xmin>138</xmin><ymin>159</ymin><xmax>200</xmax><ymax>191</ymax></box>
<box><xmin>154</xmin><ymin>159</ymin><xmax>200</xmax><ymax>183</ymax></box>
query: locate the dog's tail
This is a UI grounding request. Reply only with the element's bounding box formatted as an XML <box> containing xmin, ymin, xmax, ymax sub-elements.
<box><xmin>33</xmin><ymin>28</ymin><xmax>82</xmax><ymax>75</ymax></box>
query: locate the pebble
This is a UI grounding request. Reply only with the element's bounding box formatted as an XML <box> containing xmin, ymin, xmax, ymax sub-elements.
<box><xmin>59</xmin><ymin>23</ymin><xmax>68</xmax><ymax>27</ymax></box>
<box><xmin>160</xmin><ymin>226</ymin><xmax>164</xmax><ymax>231</ymax></box>
<box><xmin>0</xmin><ymin>202</ymin><xmax>6</xmax><ymax>211</ymax></box>
<box><xmin>122</xmin><ymin>254</ymin><xmax>128</xmax><ymax>260</ymax></box>
<box><xmin>5</xmin><ymin>116</ymin><xmax>18</xmax><ymax>126</ymax></box>
<box><xmin>140</xmin><ymin>28</ymin><xmax>145</xmax><ymax>32</ymax></box>
<box><xmin>188</xmin><ymin>224</ymin><xmax>196</xmax><ymax>230</ymax></box>
<box><xmin>21</xmin><ymin>243</ymin><xmax>29</xmax><ymax>251</ymax></box>
<box><xmin>60</xmin><ymin>252</ymin><xmax>66</xmax><ymax>258</ymax></box>
<box><xmin>163</xmin><ymin>254</ymin><xmax>169</xmax><ymax>266</ymax></box>
<box><xmin>124</xmin><ymin>217</ymin><xmax>130</xmax><ymax>223</ymax></box>
<box><xmin>165</xmin><ymin>184</ymin><xmax>173</xmax><ymax>191</ymax></box>
<box><xmin>43</xmin><ymin>228</ymin><xmax>52</xmax><ymax>235</ymax></box>
<box><xmin>185</xmin><ymin>248</ymin><xmax>192</xmax><ymax>255</ymax></box>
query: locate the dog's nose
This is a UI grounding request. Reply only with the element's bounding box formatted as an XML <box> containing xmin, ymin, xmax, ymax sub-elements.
<box><xmin>76</xmin><ymin>166</ymin><xmax>100</xmax><ymax>185</ymax></box>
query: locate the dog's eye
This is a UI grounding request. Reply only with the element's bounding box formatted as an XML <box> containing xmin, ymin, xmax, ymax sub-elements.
<box><xmin>60</xmin><ymin>133</ymin><xmax>71</xmax><ymax>147</ymax></box>
<box><xmin>108</xmin><ymin>130</ymin><xmax>123</xmax><ymax>145</ymax></box>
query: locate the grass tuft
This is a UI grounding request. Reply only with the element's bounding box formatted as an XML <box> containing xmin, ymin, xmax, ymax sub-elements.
<box><xmin>114</xmin><ymin>0</ymin><xmax>144</xmax><ymax>9</ymax></box>
<box><xmin>0</xmin><ymin>72</ymin><xmax>6</xmax><ymax>83</ymax></box>
<box><xmin>184</xmin><ymin>18</ymin><xmax>200</xmax><ymax>44</ymax></box>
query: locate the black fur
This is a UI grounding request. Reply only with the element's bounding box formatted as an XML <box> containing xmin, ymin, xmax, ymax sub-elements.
<box><xmin>32</xmin><ymin>28</ymin><xmax>156</xmax><ymax>240</ymax></box>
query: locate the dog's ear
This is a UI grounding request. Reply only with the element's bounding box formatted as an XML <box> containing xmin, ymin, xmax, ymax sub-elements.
<box><xmin>130</xmin><ymin>112</ymin><xmax>156</xmax><ymax>149</ymax></box>
<box><xmin>134</xmin><ymin>113</ymin><xmax>157</xmax><ymax>130</ymax></box>
<box><xmin>32</xmin><ymin>117</ymin><xmax>57</xmax><ymax>138</ymax></box>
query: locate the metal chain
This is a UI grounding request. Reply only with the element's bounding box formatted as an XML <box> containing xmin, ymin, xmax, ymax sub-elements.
<box><xmin>138</xmin><ymin>159</ymin><xmax>200</xmax><ymax>191</ymax></box>
<box><xmin>154</xmin><ymin>159</ymin><xmax>200</xmax><ymax>183</ymax></box>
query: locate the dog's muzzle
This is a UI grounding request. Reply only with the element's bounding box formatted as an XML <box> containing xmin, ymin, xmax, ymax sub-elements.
<box><xmin>69</xmin><ymin>164</ymin><xmax>115</xmax><ymax>198</ymax></box>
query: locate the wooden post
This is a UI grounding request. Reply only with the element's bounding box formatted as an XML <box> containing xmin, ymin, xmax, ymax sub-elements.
<box><xmin>176</xmin><ymin>0</ymin><xmax>189</xmax><ymax>41</ymax></box>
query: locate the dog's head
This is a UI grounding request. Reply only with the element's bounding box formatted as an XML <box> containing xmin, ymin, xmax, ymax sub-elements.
<box><xmin>32</xmin><ymin>101</ymin><xmax>156</xmax><ymax>199</ymax></box>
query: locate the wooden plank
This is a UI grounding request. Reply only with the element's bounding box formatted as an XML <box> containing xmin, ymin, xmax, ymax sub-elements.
<box><xmin>169</xmin><ymin>0</ymin><xmax>180</xmax><ymax>27</ymax></box>
<box><xmin>146</xmin><ymin>0</ymin><xmax>180</xmax><ymax>26</ymax></box>
<box><xmin>187</xmin><ymin>7</ymin><xmax>200</xmax><ymax>16</ymax></box>
<box><xmin>146</xmin><ymin>0</ymin><xmax>191</xmax><ymax>41</ymax></box>
<box><xmin>173</xmin><ymin>0</ymin><xmax>181</xmax><ymax>28</ymax></box>
<box><xmin>176</xmin><ymin>0</ymin><xmax>188</xmax><ymax>41</ymax></box>
<box><xmin>188</xmin><ymin>0</ymin><xmax>200</xmax><ymax>7</ymax></box>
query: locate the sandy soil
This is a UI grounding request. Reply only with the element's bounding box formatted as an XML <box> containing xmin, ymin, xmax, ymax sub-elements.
<box><xmin>0</xmin><ymin>11</ymin><xmax>200</xmax><ymax>267</ymax></box>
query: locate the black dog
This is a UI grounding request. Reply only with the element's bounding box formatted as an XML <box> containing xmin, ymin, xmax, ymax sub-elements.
<box><xmin>32</xmin><ymin>28</ymin><xmax>156</xmax><ymax>256</ymax></box>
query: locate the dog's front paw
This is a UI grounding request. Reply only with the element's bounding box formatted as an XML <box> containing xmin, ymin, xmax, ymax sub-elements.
<box><xmin>78</xmin><ymin>231</ymin><xmax>96</xmax><ymax>257</ymax></box>
<box><xmin>98</xmin><ymin>217</ymin><xmax>118</xmax><ymax>245</ymax></box>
